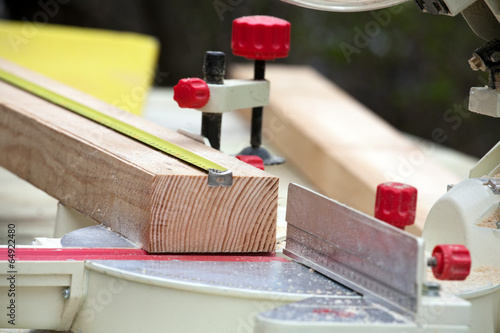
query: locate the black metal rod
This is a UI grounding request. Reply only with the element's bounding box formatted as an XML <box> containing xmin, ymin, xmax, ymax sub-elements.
<box><xmin>254</xmin><ymin>59</ymin><xmax>266</xmax><ymax>80</ymax></box>
<box><xmin>202</xmin><ymin>113</ymin><xmax>222</xmax><ymax>150</ymax></box>
<box><xmin>250</xmin><ymin>60</ymin><xmax>266</xmax><ymax>148</ymax></box>
<box><xmin>201</xmin><ymin>51</ymin><xmax>225</xmax><ymax>150</ymax></box>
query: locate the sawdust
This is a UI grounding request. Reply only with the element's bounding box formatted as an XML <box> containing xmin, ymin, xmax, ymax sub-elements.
<box><xmin>275</xmin><ymin>209</ymin><xmax>287</xmax><ymax>252</ymax></box>
<box><xmin>276</xmin><ymin>223</ymin><xmax>287</xmax><ymax>241</ymax></box>
<box><xmin>275</xmin><ymin>240</ymin><xmax>286</xmax><ymax>252</ymax></box>
<box><xmin>476</xmin><ymin>209</ymin><xmax>500</xmax><ymax>229</ymax></box>
<box><xmin>427</xmin><ymin>265</ymin><xmax>500</xmax><ymax>295</ymax></box>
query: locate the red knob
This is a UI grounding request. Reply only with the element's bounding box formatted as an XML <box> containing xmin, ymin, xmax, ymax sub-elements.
<box><xmin>431</xmin><ymin>245</ymin><xmax>471</xmax><ymax>280</ymax></box>
<box><xmin>236</xmin><ymin>155</ymin><xmax>265</xmax><ymax>170</ymax></box>
<box><xmin>375</xmin><ymin>182</ymin><xmax>417</xmax><ymax>229</ymax></box>
<box><xmin>173</xmin><ymin>78</ymin><xmax>210</xmax><ymax>109</ymax></box>
<box><xmin>232</xmin><ymin>16</ymin><xmax>291</xmax><ymax>60</ymax></box>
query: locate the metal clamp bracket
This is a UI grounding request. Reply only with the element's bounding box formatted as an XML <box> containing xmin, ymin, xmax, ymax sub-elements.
<box><xmin>488</xmin><ymin>178</ymin><xmax>500</xmax><ymax>194</ymax></box>
<box><xmin>208</xmin><ymin>169</ymin><xmax>233</xmax><ymax>187</ymax></box>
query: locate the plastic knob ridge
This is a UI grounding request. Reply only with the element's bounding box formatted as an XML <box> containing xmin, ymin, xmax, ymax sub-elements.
<box><xmin>375</xmin><ymin>182</ymin><xmax>417</xmax><ymax>229</ymax></box>
<box><xmin>431</xmin><ymin>244</ymin><xmax>471</xmax><ymax>281</ymax></box>
<box><xmin>232</xmin><ymin>15</ymin><xmax>291</xmax><ymax>60</ymax></box>
<box><xmin>173</xmin><ymin>78</ymin><xmax>210</xmax><ymax>109</ymax></box>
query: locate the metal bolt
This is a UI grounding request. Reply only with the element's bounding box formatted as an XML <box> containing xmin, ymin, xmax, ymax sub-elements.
<box><xmin>203</xmin><ymin>51</ymin><xmax>225</xmax><ymax>85</ymax></box>
<box><xmin>423</xmin><ymin>281</ymin><xmax>441</xmax><ymax>297</ymax></box>
<box><xmin>427</xmin><ymin>257</ymin><xmax>437</xmax><ymax>267</ymax></box>
<box><xmin>496</xmin><ymin>221</ymin><xmax>500</xmax><ymax>230</ymax></box>
<box><xmin>62</xmin><ymin>287</ymin><xmax>70</xmax><ymax>299</ymax></box>
<box><xmin>491</xmin><ymin>52</ymin><xmax>500</xmax><ymax>63</ymax></box>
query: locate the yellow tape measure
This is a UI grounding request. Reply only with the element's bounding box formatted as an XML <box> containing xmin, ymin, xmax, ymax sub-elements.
<box><xmin>0</xmin><ymin>68</ymin><xmax>232</xmax><ymax>183</ymax></box>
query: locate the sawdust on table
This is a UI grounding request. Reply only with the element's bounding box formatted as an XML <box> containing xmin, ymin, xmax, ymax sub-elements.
<box><xmin>276</xmin><ymin>223</ymin><xmax>287</xmax><ymax>240</ymax></box>
<box><xmin>476</xmin><ymin>209</ymin><xmax>500</xmax><ymax>229</ymax></box>
<box><xmin>275</xmin><ymin>240</ymin><xmax>286</xmax><ymax>252</ymax></box>
<box><xmin>427</xmin><ymin>265</ymin><xmax>500</xmax><ymax>295</ymax></box>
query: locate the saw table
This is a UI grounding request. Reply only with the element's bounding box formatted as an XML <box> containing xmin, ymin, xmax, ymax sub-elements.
<box><xmin>0</xmin><ymin>183</ymin><xmax>472</xmax><ymax>333</ymax></box>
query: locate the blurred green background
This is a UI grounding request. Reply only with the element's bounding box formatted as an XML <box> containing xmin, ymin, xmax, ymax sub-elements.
<box><xmin>2</xmin><ymin>0</ymin><xmax>499</xmax><ymax>157</ymax></box>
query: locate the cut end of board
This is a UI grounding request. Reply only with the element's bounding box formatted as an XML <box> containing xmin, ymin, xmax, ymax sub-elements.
<box><xmin>148</xmin><ymin>174</ymin><xmax>279</xmax><ymax>253</ymax></box>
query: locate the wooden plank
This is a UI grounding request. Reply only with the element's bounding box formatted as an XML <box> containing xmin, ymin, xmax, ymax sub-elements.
<box><xmin>0</xmin><ymin>58</ymin><xmax>278</xmax><ymax>253</ymax></box>
<box><xmin>231</xmin><ymin>64</ymin><xmax>462</xmax><ymax>235</ymax></box>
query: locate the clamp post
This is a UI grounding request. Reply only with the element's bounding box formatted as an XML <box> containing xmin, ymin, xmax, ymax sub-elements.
<box><xmin>201</xmin><ymin>51</ymin><xmax>225</xmax><ymax>150</ymax></box>
<box><xmin>232</xmin><ymin>15</ymin><xmax>291</xmax><ymax>165</ymax></box>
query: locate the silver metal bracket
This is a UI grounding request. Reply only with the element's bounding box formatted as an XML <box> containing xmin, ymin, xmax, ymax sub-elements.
<box><xmin>480</xmin><ymin>178</ymin><xmax>500</xmax><ymax>194</ymax></box>
<box><xmin>488</xmin><ymin>178</ymin><xmax>500</xmax><ymax>194</ymax></box>
<box><xmin>177</xmin><ymin>128</ymin><xmax>211</xmax><ymax>147</ymax></box>
<box><xmin>208</xmin><ymin>169</ymin><xmax>233</xmax><ymax>187</ymax></box>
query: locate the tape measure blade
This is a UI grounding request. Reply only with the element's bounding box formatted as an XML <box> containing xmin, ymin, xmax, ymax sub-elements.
<box><xmin>0</xmin><ymin>68</ymin><xmax>227</xmax><ymax>173</ymax></box>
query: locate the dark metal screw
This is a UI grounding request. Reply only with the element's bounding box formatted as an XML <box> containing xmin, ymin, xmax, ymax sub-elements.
<box><xmin>423</xmin><ymin>281</ymin><xmax>441</xmax><ymax>297</ymax></box>
<box><xmin>250</xmin><ymin>60</ymin><xmax>266</xmax><ymax>149</ymax></box>
<box><xmin>62</xmin><ymin>287</ymin><xmax>70</xmax><ymax>299</ymax></box>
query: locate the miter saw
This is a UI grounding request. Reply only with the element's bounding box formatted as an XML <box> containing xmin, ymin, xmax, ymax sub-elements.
<box><xmin>281</xmin><ymin>0</ymin><xmax>500</xmax><ymax>332</ymax></box>
<box><xmin>1</xmin><ymin>1</ymin><xmax>499</xmax><ymax>333</ymax></box>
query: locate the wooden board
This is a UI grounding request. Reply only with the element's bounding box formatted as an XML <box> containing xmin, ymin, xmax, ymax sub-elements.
<box><xmin>0</xmin><ymin>58</ymin><xmax>278</xmax><ymax>253</ymax></box>
<box><xmin>231</xmin><ymin>64</ymin><xmax>462</xmax><ymax>235</ymax></box>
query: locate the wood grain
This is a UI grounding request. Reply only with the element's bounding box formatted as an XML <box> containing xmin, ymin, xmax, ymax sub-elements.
<box><xmin>231</xmin><ymin>64</ymin><xmax>462</xmax><ymax>235</ymax></box>
<box><xmin>0</xmin><ymin>58</ymin><xmax>278</xmax><ymax>253</ymax></box>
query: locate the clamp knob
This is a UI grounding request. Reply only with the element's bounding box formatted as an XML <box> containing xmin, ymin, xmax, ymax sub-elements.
<box><xmin>236</xmin><ymin>155</ymin><xmax>265</xmax><ymax>170</ymax></box>
<box><xmin>173</xmin><ymin>78</ymin><xmax>210</xmax><ymax>109</ymax></box>
<box><xmin>232</xmin><ymin>15</ymin><xmax>291</xmax><ymax>60</ymax></box>
<box><xmin>375</xmin><ymin>182</ymin><xmax>417</xmax><ymax>229</ymax></box>
<box><xmin>430</xmin><ymin>245</ymin><xmax>471</xmax><ymax>281</ymax></box>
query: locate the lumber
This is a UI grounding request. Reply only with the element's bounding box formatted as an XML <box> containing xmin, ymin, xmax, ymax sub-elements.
<box><xmin>0</xmin><ymin>58</ymin><xmax>278</xmax><ymax>253</ymax></box>
<box><xmin>231</xmin><ymin>64</ymin><xmax>463</xmax><ymax>235</ymax></box>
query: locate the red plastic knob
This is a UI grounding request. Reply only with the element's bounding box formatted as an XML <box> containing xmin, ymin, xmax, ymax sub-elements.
<box><xmin>375</xmin><ymin>182</ymin><xmax>417</xmax><ymax>229</ymax></box>
<box><xmin>431</xmin><ymin>245</ymin><xmax>471</xmax><ymax>280</ymax></box>
<box><xmin>173</xmin><ymin>78</ymin><xmax>210</xmax><ymax>109</ymax></box>
<box><xmin>236</xmin><ymin>155</ymin><xmax>265</xmax><ymax>170</ymax></box>
<box><xmin>232</xmin><ymin>16</ymin><xmax>291</xmax><ymax>60</ymax></box>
